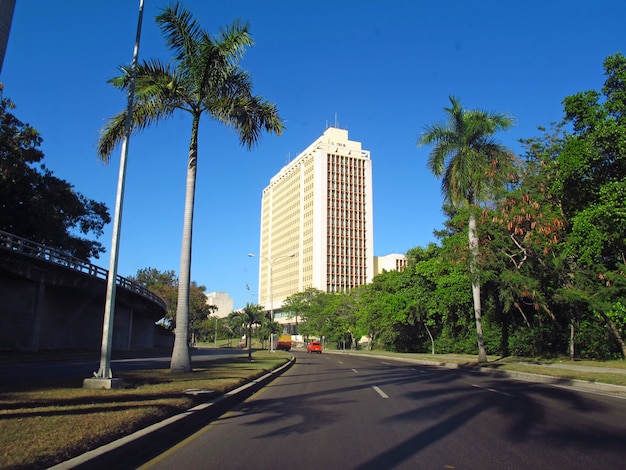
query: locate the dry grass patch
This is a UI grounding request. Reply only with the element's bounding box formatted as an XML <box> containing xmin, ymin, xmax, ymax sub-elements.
<box><xmin>0</xmin><ymin>351</ymin><xmax>289</xmax><ymax>469</ymax></box>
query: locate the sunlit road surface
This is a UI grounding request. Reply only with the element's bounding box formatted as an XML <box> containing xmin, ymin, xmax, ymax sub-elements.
<box><xmin>141</xmin><ymin>351</ymin><xmax>626</xmax><ymax>470</ymax></box>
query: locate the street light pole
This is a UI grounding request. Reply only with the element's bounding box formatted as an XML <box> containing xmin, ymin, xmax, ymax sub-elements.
<box><xmin>85</xmin><ymin>0</ymin><xmax>144</xmax><ymax>389</ymax></box>
<box><xmin>214</xmin><ymin>316</ymin><xmax>217</xmax><ymax>348</ymax></box>
<box><xmin>248</xmin><ymin>253</ymin><xmax>295</xmax><ymax>352</ymax></box>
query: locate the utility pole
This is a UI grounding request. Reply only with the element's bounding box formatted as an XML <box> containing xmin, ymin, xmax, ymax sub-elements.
<box><xmin>84</xmin><ymin>0</ymin><xmax>144</xmax><ymax>389</ymax></box>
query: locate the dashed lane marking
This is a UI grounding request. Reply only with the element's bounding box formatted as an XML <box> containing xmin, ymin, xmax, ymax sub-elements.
<box><xmin>471</xmin><ymin>384</ymin><xmax>513</xmax><ymax>397</ymax></box>
<box><xmin>372</xmin><ymin>385</ymin><xmax>389</xmax><ymax>398</ymax></box>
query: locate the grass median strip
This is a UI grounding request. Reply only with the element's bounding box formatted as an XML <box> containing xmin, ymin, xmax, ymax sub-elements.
<box><xmin>333</xmin><ymin>350</ymin><xmax>626</xmax><ymax>386</ymax></box>
<box><xmin>0</xmin><ymin>350</ymin><xmax>290</xmax><ymax>470</ymax></box>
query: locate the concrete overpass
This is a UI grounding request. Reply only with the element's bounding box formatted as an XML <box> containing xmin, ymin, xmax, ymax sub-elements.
<box><xmin>0</xmin><ymin>230</ymin><xmax>170</xmax><ymax>352</ymax></box>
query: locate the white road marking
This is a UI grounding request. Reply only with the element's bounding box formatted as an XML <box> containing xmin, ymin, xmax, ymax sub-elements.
<box><xmin>381</xmin><ymin>361</ymin><xmax>391</xmax><ymax>365</ymax></box>
<box><xmin>338</xmin><ymin>361</ymin><xmax>344</xmax><ymax>364</ymax></box>
<box><xmin>372</xmin><ymin>385</ymin><xmax>389</xmax><ymax>398</ymax></box>
<box><xmin>410</xmin><ymin>368</ymin><xmax>427</xmax><ymax>374</ymax></box>
<box><xmin>471</xmin><ymin>384</ymin><xmax>513</xmax><ymax>397</ymax></box>
<box><xmin>352</xmin><ymin>368</ymin><xmax>358</xmax><ymax>373</ymax></box>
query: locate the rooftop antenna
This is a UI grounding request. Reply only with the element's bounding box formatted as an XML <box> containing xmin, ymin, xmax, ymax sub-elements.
<box><xmin>334</xmin><ymin>112</ymin><xmax>338</xmax><ymax>128</ymax></box>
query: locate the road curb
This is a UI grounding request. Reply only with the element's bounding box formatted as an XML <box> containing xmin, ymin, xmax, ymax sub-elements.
<box><xmin>49</xmin><ymin>355</ymin><xmax>296</xmax><ymax>470</ymax></box>
<box><xmin>472</xmin><ymin>366</ymin><xmax>626</xmax><ymax>394</ymax></box>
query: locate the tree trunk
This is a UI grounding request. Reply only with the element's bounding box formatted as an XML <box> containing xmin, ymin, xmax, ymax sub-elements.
<box><xmin>423</xmin><ymin>321</ymin><xmax>435</xmax><ymax>355</ymax></box>
<box><xmin>569</xmin><ymin>315</ymin><xmax>575</xmax><ymax>361</ymax></box>
<box><xmin>170</xmin><ymin>116</ymin><xmax>200</xmax><ymax>373</ymax></box>
<box><xmin>248</xmin><ymin>323</ymin><xmax>253</xmax><ymax>361</ymax></box>
<box><xmin>598</xmin><ymin>311</ymin><xmax>626</xmax><ymax>359</ymax></box>
<box><xmin>468</xmin><ymin>212</ymin><xmax>488</xmax><ymax>362</ymax></box>
<box><xmin>494</xmin><ymin>287</ymin><xmax>509</xmax><ymax>357</ymax></box>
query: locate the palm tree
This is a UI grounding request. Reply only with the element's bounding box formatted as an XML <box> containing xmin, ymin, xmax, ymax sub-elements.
<box><xmin>97</xmin><ymin>3</ymin><xmax>283</xmax><ymax>373</ymax></box>
<box><xmin>240</xmin><ymin>303</ymin><xmax>265</xmax><ymax>360</ymax></box>
<box><xmin>418</xmin><ymin>96</ymin><xmax>513</xmax><ymax>362</ymax></box>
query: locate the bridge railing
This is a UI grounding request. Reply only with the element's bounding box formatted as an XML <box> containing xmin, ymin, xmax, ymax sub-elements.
<box><xmin>0</xmin><ymin>230</ymin><xmax>167</xmax><ymax>310</ymax></box>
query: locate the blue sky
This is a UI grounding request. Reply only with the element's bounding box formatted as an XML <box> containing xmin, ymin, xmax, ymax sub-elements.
<box><xmin>2</xmin><ymin>0</ymin><xmax>625</xmax><ymax>310</ymax></box>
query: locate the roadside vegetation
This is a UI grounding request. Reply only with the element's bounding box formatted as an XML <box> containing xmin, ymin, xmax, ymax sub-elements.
<box><xmin>282</xmin><ymin>53</ymin><xmax>626</xmax><ymax>362</ymax></box>
<box><xmin>1</xmin><ymin>2</ymin><xmax>625</xmax><ymax>465</ymax></box>
<box><xmin>3</xmin><ymin>3</ymin><xmax>625</xmax><ymax>367</ymax></box>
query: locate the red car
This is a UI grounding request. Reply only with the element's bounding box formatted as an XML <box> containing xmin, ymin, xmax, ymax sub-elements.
<box><xmin>307</xmin><ymin>341</ymin><xmax>323</xmax><ymax>353</ymax></box>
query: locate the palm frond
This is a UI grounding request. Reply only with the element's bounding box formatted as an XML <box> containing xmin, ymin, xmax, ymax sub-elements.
<box><xmin>419</xmin><ymin>96</ymin><xmax>514</xmax><ymax>207</ymax></box>
<box><xmin>98</xmin><ymin>6</ymin><xmax>282</xmax><ymax>161</ymax></box>
<box><xmin>97</xmin><ymin>111</ymin><xmax>127</xmax><ymax>163</ymax></box>
<box><xmin>215</xmin><ymin>19</ymin><xmax>253</xmax><ymax>64</ymax></box>
<box><xmin>156</xmin><ymin>2</ymin><xmax>202</xmax><ymax>63</ymax></box>
<box><xmin>203</xmin><ymin>67</ymin><xmax>283</xmax><ymax>148</ymax></box>
<box><xmin>97</xmin><ymin>60</ymin><xmax>183</xmax><ymax>161</ymax></box>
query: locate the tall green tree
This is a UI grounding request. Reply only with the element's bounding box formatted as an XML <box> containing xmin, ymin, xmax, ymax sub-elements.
<box><xmin>355</xmin><ymin>270</ymin><xmax>410</xmax><ymax>350</ymax></box>
<box><xmin>282</xmin><ymin>287</ymin><xmax>325</xmax><ymax>334</ymax></box>
<box><xmin>405</xmin><ymin>244</ymin><xmax>446</xmax><ymax>354</ymax></box>
<box><xmin>0</xmin><ymin>87</ymin><xmax>110</xmax><ymax>259</ymax></box>
<box><xmin>418</xmin><ymin>96</ymin><xmax>514</xmax><ymax>362</ymax></box>
<box><xmin>558</xmin><ymin>53</ymin><xmax>626</xmax><ymax>270</ymax></box>
<box><xmin>555</xmin><ymin>53</ymin><xmax>626</xmax><ymax>357</ymax></box>
<box><xmin>129</xmin><ymin>267</ymin><xmax>178</xmax><ymax>320</ymax></box>
<box><xmin>285</xmin><ymin>289</ymin><xmax>342</xmax><ymax>344</ymax></box>
<box><xmin>129</xmin><ymin>267</ymin><xmax>211</xmax><ymax>339</ymax></box>
<box><xmin>97</xmin><ymin>3</ymin><xmax>283</xmax><ymax>373</ymax></box>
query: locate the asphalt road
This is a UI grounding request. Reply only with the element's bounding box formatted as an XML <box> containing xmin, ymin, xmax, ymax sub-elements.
<box><xmin>138</xmin><ymin>350</ymin><xmax>626</xmax><ymax>470</ymax></box>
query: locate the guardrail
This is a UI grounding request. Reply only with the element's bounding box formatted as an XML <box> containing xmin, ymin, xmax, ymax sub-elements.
<box><xmin>0</xmin><ymin>229</ymin><xmax>166</xmax><ymax>310</ymax></box>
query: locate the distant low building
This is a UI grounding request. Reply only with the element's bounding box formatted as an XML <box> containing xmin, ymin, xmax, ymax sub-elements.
<box><xmin>374</xmin><ymin>253</ymin><xmax>407</xmax><ymax>275</ymax></box>
<box><xmin>205</xmin><ymin>292</ymin><xmax>234</xmax><ymax>318</ymax></box>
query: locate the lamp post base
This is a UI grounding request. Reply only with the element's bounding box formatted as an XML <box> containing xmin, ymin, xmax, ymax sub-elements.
<box><xmin>83</xmin><ymin>377</ymin><xmax>125</xmax><ymax>390</ymax></box>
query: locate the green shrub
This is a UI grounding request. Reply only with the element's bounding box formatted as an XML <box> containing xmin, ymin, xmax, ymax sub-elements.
<box><xmin>575</xmin><ymin>318</ymin><xmax>622</xmax><ymax>360</ymax></box>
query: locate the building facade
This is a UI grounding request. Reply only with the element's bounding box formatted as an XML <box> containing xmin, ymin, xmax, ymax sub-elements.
<box><xmin>256</xmin><ymin>127</ymin><xmax>374</xmax><ymax>324</ymax></box>
<box><xmin>374</xmin><ymin>253</ymin><xmax>408</xmax><ymax>275</ymax></box>
<box><xmin>205</xmin><ymin>292</ymin><xmax>234</xmax><ymax>319</ymax></box>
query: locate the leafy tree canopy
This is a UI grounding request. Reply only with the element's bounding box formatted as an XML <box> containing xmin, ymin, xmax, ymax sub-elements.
<box><xmin>0</xmin><ymin>86</ymin><xmax>110</xmax><ymax>259</ymax></box>
<box><xmin>128</xmin><ymin>267</ymin><xmax>210</xmax><ymax>331</ymax></box>
<box><xmin>558</xmin><ymin>52</ymin><xmax>626</xmax><ymax>264</ymax></box>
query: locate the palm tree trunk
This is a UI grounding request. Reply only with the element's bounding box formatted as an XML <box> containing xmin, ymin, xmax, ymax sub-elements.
<box><xmin>170</xmin><ymin>116</ymin><xmax>200</xmax><ymax>373</ymax></box>
<box><xmin>468</xmin><ymin>212</ymin><xmax>488</xmax><ymax>362</ymax></box>
<box><xmin>248</xmin><ymin>323</ymin><xmax>253</xmax><ymax>361</ymax></box>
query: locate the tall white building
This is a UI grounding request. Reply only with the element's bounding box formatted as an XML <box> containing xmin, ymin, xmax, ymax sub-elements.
<box><xmin>255</xmin><ymin>126</ymin><xmax>374</xmax><ymax>324</ymax></box>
